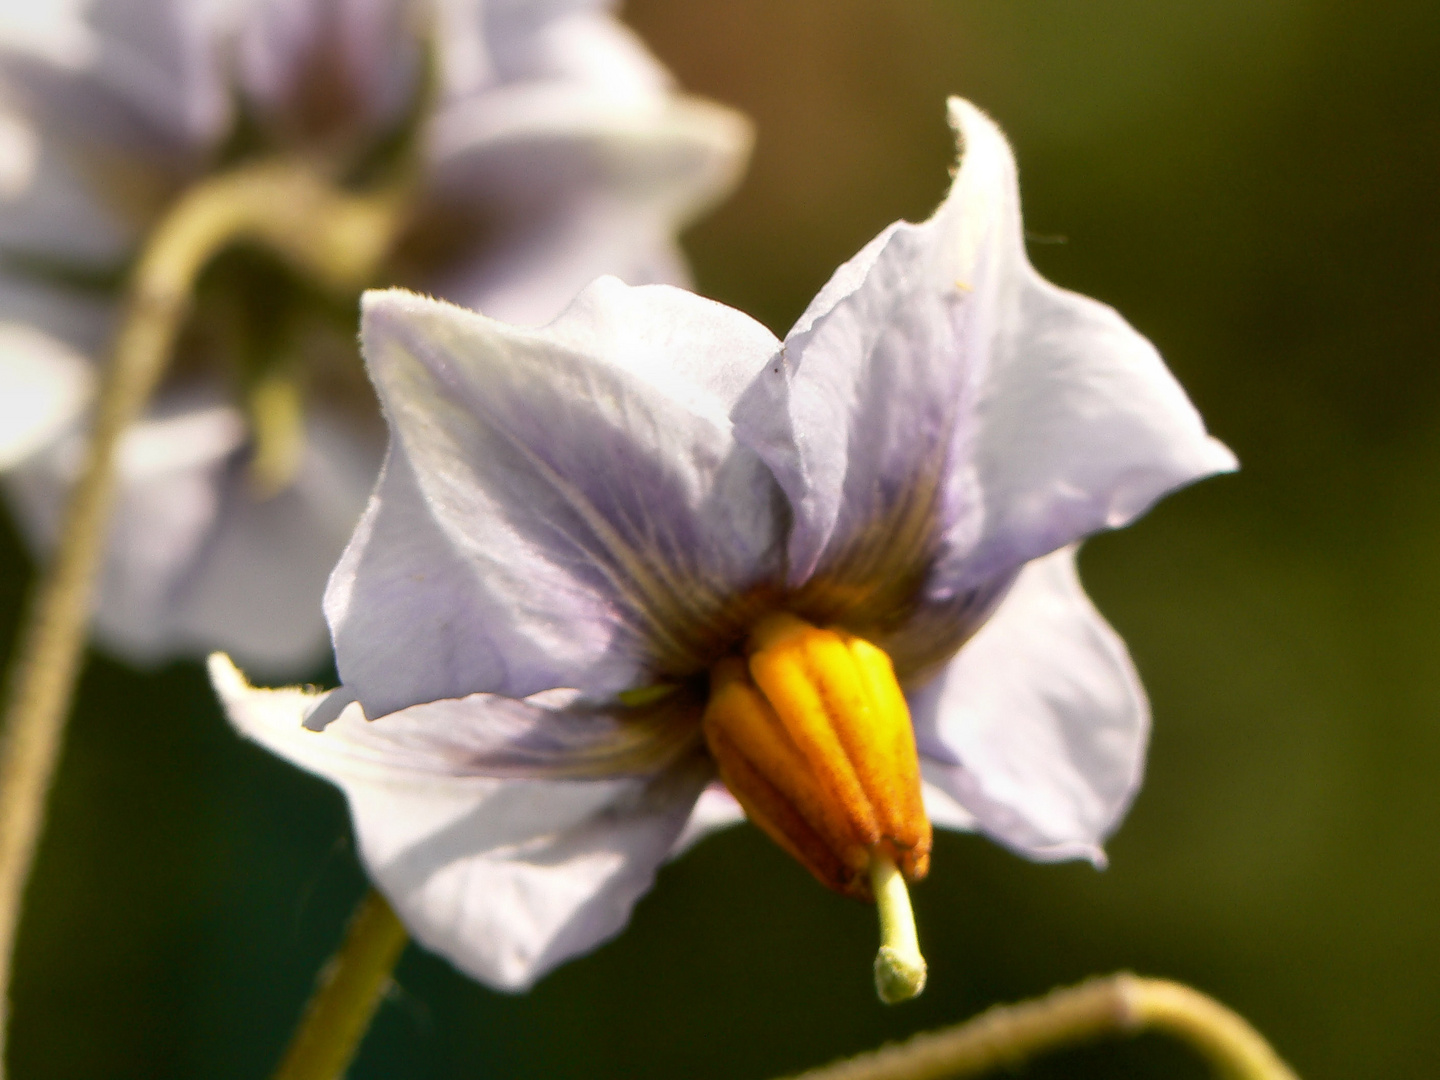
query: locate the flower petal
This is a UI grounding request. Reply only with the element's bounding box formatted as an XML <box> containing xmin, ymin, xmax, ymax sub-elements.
<box><xmin>909</xmin><ymin>545</ymin><xmax>1146</xmax><ymax>865</ymax></box>
<box><xmin>942</xmin><ymin>99</ymin><xmax>1236</xmax><ymax>589</ymax></box>
<box><xmin>8</xmin><ymin>399</ymin><xmax>378</xmax><ymax>674</ymax></box>
<box><xmin>0</xmin><ymin>321</ymin><xmax>92</xmax><ymax>469</ymax></box>
<box><xmin>5</xmin><ymin>397</ymin><xmax>245</xmax><ymax>665</ymax></box>
<box><xmin>734</xmin><ymin>99</ymin><xmax>1232</xmax><ymax>677</ymax></box>
<box><xmin>668</xmin><ymin>781</ymin><xmax>744</xmax><ymax>856</ymax></box>
<box><xmin>0</xmin><ymin>0</ymin><xmax>233</xmax><ymax>170</ymax></box>
<box><xmin>160</xmin><ymin>408</ymin><xmax>382</xmax><ymax>675</ymax></box>
<box><xmin>236</xmin><ymin>0</ymin><xmax>420</xmax><ymax>140</ymax></box>
<box><xmin>479</xmin><ymin>2</ymin><xmax>672</xmax><ymax>97</ymax></box>
<box><xmin>211</xmin><ymin>654</ymin><xmax>711</xmax><ymax>991</ymax></box>
<box><xmin>329</xmin><ymin>283</ymin><xmax>785</xmax><ymax>716</ymax></box>
<box><xmin>419</xmin><ymin>89</ymin><xmax>751</xmax><ymax>325</ymax></box>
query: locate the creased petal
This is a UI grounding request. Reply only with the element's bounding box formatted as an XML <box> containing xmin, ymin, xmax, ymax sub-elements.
<box><xmin>733</xmin><ymin>99</ymin><xmax>1232</xmax><ymax>680</ymax></box>
<box><xmin>910</xmin><ymin>545</ymin><xmax>1146</xmax><ymax>865</ymax></box>
<box><xmin>0</xmin><ymin>0</ymin><xmax>233</xmax><ymax>175</ymax></box>
<box><xmin>329</xmin><ymin>284</ymin><xmax>784</xmax><ymax>715</ymax></box>
<box><xmin>211</xmin><ymin>654</ymin><xmax>711</xmax><ymax>991</ymax></box>
<box><xmin>221</xmin><ymin>666</ymin><xmax>700</xmax><ymax>783</ymax></box>
<box><xmin>735</xmin><ymin>216</ymin><xmax>978</xmax><ymax>592</ymax></box>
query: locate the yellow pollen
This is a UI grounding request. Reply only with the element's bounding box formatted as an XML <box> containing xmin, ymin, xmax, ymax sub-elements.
<box><xmin>700</xmin><ymin>612</ymin><xmax>932</xmax><ymax>1000</ymax></box>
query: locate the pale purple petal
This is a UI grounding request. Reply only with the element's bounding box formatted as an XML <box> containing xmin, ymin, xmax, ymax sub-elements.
<box><xmin>0</xmin><ymin>0</ymin><xmax>234</xmax><ymax>180</ymax></box>
<box><xmin>733</xmin><ymin>99</ymin><xmax>1232</xmax><ymax>676</ymax></box>
<box><xmin>920</xmin><ymin>777</ymin><xmax>978</xmax><ymax>833</ymax></box>
<box><xmin>329</xmin><ymin>284</ymin><xmax>784</xmax><ymax>716</ymax></box>
<box><xmin>236</xmin><ymin>0</ymin><xmax>419</xmax><ymax>139</ymax></box>
<box><xmin>358</xmin><ymin>759</ymin><xmax>707</xmax><ymax>991</ymax></box>
<box><xmin>668</xmin><ymin>781</ymin><xmax>743</xmax><ymax>857</ymax></box>
<box><xmin>734</xmin><ymin>216</ymin><xmax>981</xmax><ymax>591</ymax></box>
<box><xmin>80</xmin><ymin>0</ymin><xmax>237</xmax><ymax>145</ymax></box>
<box><xmin>420</xmin><ymin>90</ymin><xmax>751</xmax><ymax>324</ymax></box>
<box><xmin>211</xmin><ymin>654</ymin><xmax>711</xmax><ymax>991</ymax></box>
<box><xmin>431</xmin><ymin>0</ymin><xmax>669</xmax><ymax>104</ymax></box>
<box><xmin>0</xmin><ymin>93</ymin><xmax>131</xmax><ymax>264</ymax></box>
<box><xmin>0</xmin><ymin>322</ymin><xmax>92</xmax><ymax>469</ymax></box>
<box><xmin>909</xmin><ymin>545</ymin><xmax>1147</xmax><ymax>865</ymax></box>
<box><xmin>6</xmin><ymin>397</ymin><xmax>245</xmax><ymax>665</ymax></box>
<box><xmin>8</xmin><ymin>398</ymin><xmax>378</xmax><ymax>674</ymax></box>
<box><xmin>214</xmin><ymin>654</ymin><xmax>698</xmax><ymax>780</ymax></box>
<box><xmin>161</xmin><ymin>408</ymin><xmax>382</xmax><ymax>676</ymax></box>
<box><xmin>475</xmin><ymin>0</ymin><xmax>669</xmax><ymax>96</ymax></box>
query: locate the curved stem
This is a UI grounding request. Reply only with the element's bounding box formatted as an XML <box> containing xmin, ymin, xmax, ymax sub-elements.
<box><xmin>776</xmin><ymin>973</ymin><xmax>1298</xmax><ymax>1080</ymax></box>
<box><xmin>0</xmin><ymin>162</ymin><xmax>403</xmax><ymax>1076</ymax></box>
<box><xmin>273</xmin><ymin>889</ymin><xmax>408</xmax><ymax>1080</ymax></box>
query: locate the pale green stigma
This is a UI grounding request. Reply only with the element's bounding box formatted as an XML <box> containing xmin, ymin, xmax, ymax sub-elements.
<box><xmin>870</xmin><ymin>851</ymin><xmax>927</xmax><ymax>1004</ymax></box>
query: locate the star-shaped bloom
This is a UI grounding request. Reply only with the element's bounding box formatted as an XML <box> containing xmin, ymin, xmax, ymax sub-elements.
<box><xmin>213</xmin><ymin>99</ymin><xmax>1236</xmax><ymax>992</ymax></box>
<box><xmin>0</xmin><ymin>0</ymin><xmax>748</xmax><ymax>673</ymax></box>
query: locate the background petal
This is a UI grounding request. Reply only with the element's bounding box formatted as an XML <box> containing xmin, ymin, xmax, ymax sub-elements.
<box><xmin>235</xmin><ymin>0</ymin><xmax>420</xmax><ymax>140</ymax></box>
<box><xmin>417</xmin><ymin>89</ymin><xmax>751</xmax><ymax>326</ymax></box>
<box><xmin>0</xmin><ymin>322</ymin><xmax>92</xmax><ymax>469</ymax></box>
<box><xmin>329</xmin><ymin>284</ymin><xmax>784</xmax><ymax>715</ymax></box>
<box><xmin>212</xmin><ymin>654</ymin><xmax>711</xmax><ymax>991</ymax></box>
<box><xmin>161</xmin><ymin>407</ymin><xmax>382</xmax><ymax>676</ymax></box>
<box><xmin>909</xmin><ymin>545</ymin><xmax>1147</xmax><ymax>865</ymax></box>
<box><xmin>0</xmin><ymin>0</ymin><xmax>234</xmax><ymax>178</ymax></box>
<box><xmin>667</xmin><ymin>781</ymin><xmax>743</xmax><ymax>856</ymax></box>
<box><xmin>8</xmin><ymin>398</ymin><xmax>378</xmax><ymax>675</ymax></box>
<box><xmin>475</xmin><ymin>0</ymin><xmax>671</xmax><ymax>97</ymax></box>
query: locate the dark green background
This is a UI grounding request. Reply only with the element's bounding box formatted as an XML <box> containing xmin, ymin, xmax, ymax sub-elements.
<box><xmin>5</xmin><ymin>1</ymin><xmax>1438</xmax><ymax>1076</ymax></box>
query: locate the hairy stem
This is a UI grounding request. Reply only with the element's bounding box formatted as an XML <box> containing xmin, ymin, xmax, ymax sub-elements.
<box><xmin>273</xmin><ymin>889</ymin><xmax>408</xmax><ymax>1080</ymax></box>
<box><xmin>776</xmin><ymin>973</ymin><xmax>1298</xmax><ymax>1080</ymax></box>
<box><xmin>0</xmin><ymin>161</ymin><xmax>403</xmax><ymax>1076</ymax></box>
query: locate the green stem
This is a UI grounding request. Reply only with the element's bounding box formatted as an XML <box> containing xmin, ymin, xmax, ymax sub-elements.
<box><xmin>775</xmin><ymin>973</ymin><xmax>1298</xmax><ymax>1080</ymax></box>
<box><xmin>0</xmin><ymin>161</ymin><xmax>403</xmax><ymax>1077</ymax></box>
<box><xmin>273</xmin><ymin>889</ymin><xmax>408</xmax><ymax>1080</ymax></box>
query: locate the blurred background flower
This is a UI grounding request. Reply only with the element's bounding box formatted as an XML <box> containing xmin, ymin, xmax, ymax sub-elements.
<box><xmin>1</xmin><ymin>1</ymin><xmax>1437</xmax><ymax>1077</ymax></box>
<box><xmin>0</xmin><ymin>0</ymin><xmax>747</xmax><ymax>675</ymax></box>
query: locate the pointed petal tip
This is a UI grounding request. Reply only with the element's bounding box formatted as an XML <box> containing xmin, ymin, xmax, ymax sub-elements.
<box><xmin>1204</xmin><ymin>436</ymin><xmax>1241</xmax><ymax>475</ymax></box>
<box><xmin>206</xmin><ymin>651</ymin><xmax>245</xmax><ymax>699</ymax></box>
<box><xmin>673</xmin><ymin>94</ymin><xmax>754</xmax><ymax>158</ymax></box>
<box><xmin>944</xmin><ymin>96</ymin><xmax>1005</xmax><ymax>153</ymax></box>
<box><xmin>359</xmin><ymin>286</ymin><xmax>436</xmax><ymax>326</ymax></box>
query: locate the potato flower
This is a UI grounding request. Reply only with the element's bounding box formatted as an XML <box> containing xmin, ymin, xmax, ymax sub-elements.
<box><xmin>213</xmin><ymin>100</ymin><xmax>1235</xmax><ymax>996</ymax></box>
<box><xmin>0</xmin><ymin>0</ymin><xmax>748</xmax><ymax>672</ymax></box>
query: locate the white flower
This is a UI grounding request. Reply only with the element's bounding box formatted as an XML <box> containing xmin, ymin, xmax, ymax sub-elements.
<box><xmin>0</xmin><ymin>0</ymin><xmax>749</xmax><ymax>673</ymax></box>
<box><xmin>213</xmin><ymin>99</ymin><xmax>1236</xmax><ymax>991</ymax></box>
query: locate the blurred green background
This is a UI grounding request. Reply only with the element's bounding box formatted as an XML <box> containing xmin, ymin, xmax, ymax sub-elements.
<box><xmin>4</xmin><ymin>1</ymin><xmax>1439</xmax><ymax>1076</ymax></box>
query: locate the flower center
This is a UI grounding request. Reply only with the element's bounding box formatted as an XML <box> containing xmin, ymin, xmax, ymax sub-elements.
<box><xmin>700</xmin><ymin>612</ymin><xmax>932</xmax><ymax>898</ymax></box>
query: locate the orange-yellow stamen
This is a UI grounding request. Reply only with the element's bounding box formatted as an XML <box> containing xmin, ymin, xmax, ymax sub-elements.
<box><xmin>700</xmin><ymin>613</ymin><xmax>932</xmax><ymax>899</ymax></box>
